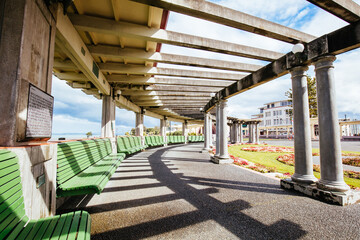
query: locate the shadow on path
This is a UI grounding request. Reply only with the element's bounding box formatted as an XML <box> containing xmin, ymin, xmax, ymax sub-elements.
<box><xmin>92</xmin><ymin>145</ymin><xmax>307</xmax><ymax>239</ymax></box>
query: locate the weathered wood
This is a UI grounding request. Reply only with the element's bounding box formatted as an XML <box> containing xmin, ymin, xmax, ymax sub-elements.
<box><xmin>69</xmin><ymin>13</ymin><xmax>283</xmax><ymax>61</ymax></box>
<box><xmin>307</xmin><ymin>0</ymin><xmax>360</xmax><ymax>23</ymax></box>
<box><xmin>88</xmin><ymin>45</ymin><xmax>262</xmax><ymax>72</ymax></box>
<box><xmin>204</xmin><ymin>20</ymin><xmax>360</xmax><ymax>112</ymax></box>
<box><xmin>130</xmin><ymin>0</ymin><xmax>316</xmax><ymax>43</ymax></box>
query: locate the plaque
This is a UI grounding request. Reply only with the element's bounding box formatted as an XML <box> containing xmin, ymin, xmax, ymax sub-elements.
<box><xmin>25</xmin><ymin>84</ymin><xmax>54</xmax><ymax>138</ymax></box>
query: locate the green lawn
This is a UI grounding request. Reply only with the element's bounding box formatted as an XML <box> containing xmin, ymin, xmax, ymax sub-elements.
<box><xmin>228</xmin><ymin>144</ymin><xmax>360</xmax><ymax>188</ymax></box>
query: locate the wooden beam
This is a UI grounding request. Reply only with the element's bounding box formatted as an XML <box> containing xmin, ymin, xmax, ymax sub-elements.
<box><xmin>88</xmin><ymin>45</ymin><xmax>262</xmax><ymax>72</ymax></box>
<box><xmin>129</xmin><ymin>0</ymin><xmax>316</xmax><ymax>43</ymax></box>
<box><xmin>55</xmin><ymin>7</ymin><xmax>111</xmax><ymax>95</ymax></box>
<box><xmin>307</xmin><ymin>0</ymin><xmax>360</xmax><ymax>23</ymax></box>
<box><xmin>204</xmin><ymin>20</ymin><xmax>360</xmax><ymax>112</ymax></box>
<box><xmin>99</xmin><ymin>63</ymin><xmax>246</xmax><ymax>80</ymax></box>
<box><xmin>68</xmin><ymin>13</ymin><xmax>283</xmax><ymax>61</ymax></box>
<box><xmin>108</xmin><ymin>75</ymin><xmax>235</xmax><ymax>87</ymax></box>
<box><xmin>121</xmin><ymin>90</ymin><xmax>212</xmax><ymax>96</ymax></box>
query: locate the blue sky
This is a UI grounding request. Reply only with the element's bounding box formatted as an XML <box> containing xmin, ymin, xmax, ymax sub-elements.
<box><xmin>51</xmin><ymin>0</ymin><xmax>360</xmax><ymax>136</ymax></box>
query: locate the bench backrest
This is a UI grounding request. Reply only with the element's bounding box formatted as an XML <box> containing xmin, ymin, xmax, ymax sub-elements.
<box><xmin>57</xmin><ymin>139</ymin><xmax>112</xmax><ymax>185</ymax></box>
<box><xmin>135</xmin><ymin>136</ymin><xmax>141</xmax><ymax>146</ymax></box>
<box><xmin>128</xmin><ymin>137</ymin><xmax>136</xmax><ymax>148</ymax></box>
<box><xmin>0</xmin><ymin>150</ymin><xmax>28</xmax><ymax>239</ymax></box>
<box><xmin>117</xmin><ymin>137</ymin><xmax>127</xmax><ymax>152</ymax></box>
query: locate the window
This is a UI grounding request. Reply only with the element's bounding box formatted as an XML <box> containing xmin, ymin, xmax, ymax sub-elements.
<box><xmin>273</xmin><ymin>111</ymin><xmax>276</xmax><ymax>116</ymax></box>
<box><xmin>265</xmin><ymin>112</ymin><xmax>271</xmax><ymax>117</ymax></box>
<box><xmin>279</xmin><ymin>110</ymin><xmax>282</xmax><ymax>115</ymax></box>
<box><xmin>271</xmin><ymin>104</ymin><xmax>275</xmax><ymax>108</ymax></box>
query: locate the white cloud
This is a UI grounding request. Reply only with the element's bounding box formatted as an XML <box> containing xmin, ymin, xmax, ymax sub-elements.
<box><xmin>334</xmin><ymin>50</ymin><xmax>360</xmax><ymax>114</ymax></box>
<box><xmin>52</xmin><ymin>114</ymin><xmax>100</xmax><ymax>134</ymax></box>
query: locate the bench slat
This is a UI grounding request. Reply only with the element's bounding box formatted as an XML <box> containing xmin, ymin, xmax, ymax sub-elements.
<box><xmin>59</xmin><ymin>211</ymin><xmax>75</xmax><ymax>240</ymax></box>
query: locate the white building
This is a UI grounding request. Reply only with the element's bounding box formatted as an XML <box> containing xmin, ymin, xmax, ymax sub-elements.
<box><xmin>252</xmin><ymin>100</ymin><xmax>293</xmax><ymax>138</ymax></box>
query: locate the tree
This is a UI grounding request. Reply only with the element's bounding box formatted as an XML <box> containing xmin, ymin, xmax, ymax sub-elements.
<box><xmin>86</xmin><ymin>131</ymin><xmax>92</xmax><ymax>138</ymax></box>
<box><xmin>285</xmin><ymin>75</ymin><xmax>318</xmax><ymax>119</ymax></box>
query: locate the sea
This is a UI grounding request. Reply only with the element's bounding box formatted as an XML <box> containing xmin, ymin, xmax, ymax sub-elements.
<box><xmin>50</xmin><ymin>133</ymin><xmax>101</xmax><ymax>141</ymax></box>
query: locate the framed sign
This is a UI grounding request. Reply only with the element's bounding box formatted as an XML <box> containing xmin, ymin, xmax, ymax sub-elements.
<box><xmin>25</xmin><ymin>84</ymin><xmax>54</xmax><ymax>138</ymax></box>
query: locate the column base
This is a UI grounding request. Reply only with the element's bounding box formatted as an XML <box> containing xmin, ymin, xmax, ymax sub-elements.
<box><xmin>316</xmin><ymin>179</ymin><xmax>350</xmax><ymax>192</ymax></box>
<box><xmin>281</xmin><ymin>179</ymin><xmax>359</xmax><ymax>206</ymax></box>
<box><xmin>211</xmin><ymin>156</ymin><xmax>233</xmax><ymax>164</ymax></box>
<box><xmin>291</xmin><ymin>173</ymin><xmax>318</xmax><ymax>184</ymax></box>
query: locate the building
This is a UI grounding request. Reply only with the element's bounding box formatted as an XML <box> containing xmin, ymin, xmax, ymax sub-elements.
<box><xmin>252</xmin><ymin>100</ymin><xmax>293</xmax><ymax>138</ymax></box>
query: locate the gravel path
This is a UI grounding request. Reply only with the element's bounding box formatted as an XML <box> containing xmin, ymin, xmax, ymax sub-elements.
<box><xmin>58</xmin><ymin>144</ymin><xmax>360</xmax><ymax>240</ymax></box>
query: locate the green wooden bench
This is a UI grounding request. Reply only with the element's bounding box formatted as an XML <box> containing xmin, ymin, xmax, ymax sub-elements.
<box><xmin>167</xmin><ymin>135</ymin><xmax>185</xmax><ymax>144</ymax></box>
<box><xmin>145</xmin><ymin>136</ymin><xmax>164</xmax><ymax>147</ymax></box>
<box><xmin>188</xmin><ymin>135</ymin><xmax>204</xmax><ymax>143</ymax></box>
<box><xmin>56</xmin><ymin>139</ymin><xmax>125</xmax><ymax>197</ymax></box>
<box><xmin>117</xmin><ymin>136</ymin><xmax>146</xmax><ymax>155</ymax></box>
<box><xmin>0</xmin><ymin>149</ymin><xmax>91</xmax><ymax>239</ymax></box>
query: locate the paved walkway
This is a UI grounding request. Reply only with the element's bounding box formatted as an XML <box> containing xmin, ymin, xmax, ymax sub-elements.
<box><xmin>59</xmin><ymin>144</ymin><xmax>360</xmax><ymax>240</ymax></box>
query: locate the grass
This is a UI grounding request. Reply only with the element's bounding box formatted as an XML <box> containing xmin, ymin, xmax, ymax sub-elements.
<box><xmin>229</xmin><ymin>144</ymin><xmax>360</xmax><ymax>189</ymax></box>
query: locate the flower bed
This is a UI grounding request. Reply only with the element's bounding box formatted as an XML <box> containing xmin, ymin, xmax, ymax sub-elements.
<box><xmin>231</xmin><ymin>155</ymin><xmax>276</xmax><ymax>173</ymax></box>
<box><xmin>276</xmin><ymin>154</ymin><xmax>295</xmax><ymax>166</ymax></box>
<box><xmin>342</xmin><ymin>157</ymin><xmax>360</xmax><ymax>167</ymax></box>
<box><xmin>313</xmin><ymin>152</ymin><xmax>360</xmax><ymax>157</ymax></box>
<box><xmin>243</xmin><ymin>146</ymin><xmax>293</xmax><ymax>153</ymax></box>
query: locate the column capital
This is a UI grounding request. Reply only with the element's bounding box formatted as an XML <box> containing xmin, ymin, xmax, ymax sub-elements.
<box><xmin>219</xmin><ymin>99</ymin><xmax>228</xmax><ymax>108</ymax></box>
<box><xmin>313</xmin><ymin>55</ymin><xmax>336</xmax><ymax>70</ymax></box>
<box><xmin>290</xmin><ymin>65</ymin><xmax>309</xmax><ymax>78</ymax></box>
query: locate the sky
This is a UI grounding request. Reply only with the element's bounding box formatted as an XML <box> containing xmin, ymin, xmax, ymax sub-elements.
<box><xmin>51</xmin><ymin>0</ymin><xmax>360</xmax><ymax>136</ymax></box>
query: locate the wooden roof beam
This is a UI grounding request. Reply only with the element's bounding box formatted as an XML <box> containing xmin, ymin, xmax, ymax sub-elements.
<box><xmin>69</xmin><ymin>13</ymin><xmax>283</xmax><ymax>61</ymax></box>
<box><xmin>108</xmin><ymin>76</ymin><xmax>234</xmax><ymax>87</ymax></box>
<box><xmin>307</xmin><ymin>0</ymin><xmax>360</xmax><ymax>23</ymax></box>
<box><xmin>129</xmin><ymin>0</ymin><xmax>316</xmax><ymax>43</ymax></box>
<box><xmin>88</xmin><ymin>45</ymin><xmax>262</xmax><ymax>72</ymax></box>
<box><xmin>99</xmin><ymin>63</ymin><xmax>246</xmax><ymax>80</ymax></box>
<box><xmin>204</xmin><ymin>19</ymin><xmax>360</xmax><ymax>112</ymax></box>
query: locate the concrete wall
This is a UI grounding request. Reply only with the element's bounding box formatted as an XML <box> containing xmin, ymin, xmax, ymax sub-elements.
<box><xmin>0</xmin><ymin>0</ymin><xmax>57</xmax><ymax>146</ymax></box>
<box><xmin>1</xmin><ymin>143</ymin><xmax>58</xmax><ymax>219</ymax></box>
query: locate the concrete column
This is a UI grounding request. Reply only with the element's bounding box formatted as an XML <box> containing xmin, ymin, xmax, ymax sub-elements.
<box><xmin>135</xmin><ymin>111</ymin><xmax>144</xmax><ymax>145</ymax></box>
<box><xmin>314</xmin><ymin>55</ymin><xmax>349</xmax><ymax>191</ymax></box>
<box><xmin>0</xmin><ymin>0</ymin><xmax>57</xmax><ymax>146</ymax></box>
<box><xmin>135</xmin><ymin>112</ymin><xmax>144</xmax><ymax>137</ymax></box>
<box><xmin>209</xmin><ymin>118</ymin><xmax>213</xmax><ymax>147</ymax></box>
<box><xmin>219</xmin><ymin>100</ymin><xmax>230</xmax><ymax>160</ymax></box>
<box><xmin>160</xmin><ymin>117</ymin><xmax>167</xmax><ymax>145</ymax></box>
<box><xmin>234</xmin><ymin>122</ymin><xmax>240</xmax><ymax>143</ymax></box>
<box><xmin>255</xmin><ymin>123</ymin><xmax>260</xmax><ymax>144</ymax></box>
<box><xmin>182</xmin><ymin>121</ymin><xmax>188</xmax><ymax>144</ymax></box>
<box><xmin>203</xmin><ymin>113</ymin><xmax>210</xmax><ymax>151</ymax></box>
<box><xmin>248</xmin><ymin>123</ymin><xmax>253</xmax><ymax>143</ymax></box>
<box><xmin>215</xmin><ymin>103</ymin><xmax>220</xmax><ymax>157</ymax></box>
<box><xmin>101</xmin><ymin>96</ymin><xmax>116</xmax><ymax>138</ymax></box>
<box><xmin>101</xmin><ymin>95</ymin><xmax>116</xmax><ymax>153</ymax></box>
<box><xmin>229</xmin><ymin>123</ymin><xmax>234</xmax><ymax>143</ymax></box>
<box><xmin>290</xmin><ymin>66</ymin><xmax>317</xmax><ymax>183</ymax></box>
<box><xmin>239</xmin><ymin>123</ymin><xmax>243</xmax><ymax>144</ymax></box>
